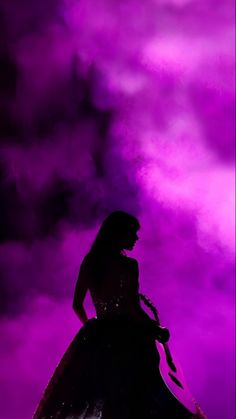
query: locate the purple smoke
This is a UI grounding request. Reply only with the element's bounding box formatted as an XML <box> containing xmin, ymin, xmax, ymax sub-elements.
<box><xmin>0</xmin><ymin>0</ymin><xmax>235</xmax><ymax>418</ymax></box>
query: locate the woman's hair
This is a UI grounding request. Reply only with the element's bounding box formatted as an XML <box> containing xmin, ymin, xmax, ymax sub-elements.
<box><xmin>86</xmin><ymin>210</ymin><xmax>140</xmax><ymax>288</ymax></box>
<box><xmin>89</xmin><ymin>210</ymin><xmax>140</xmax><ymax>255</ymax></box>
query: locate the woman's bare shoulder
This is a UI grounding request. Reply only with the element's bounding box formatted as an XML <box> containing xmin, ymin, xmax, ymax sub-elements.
<box><xmin>80</xmin><ymin>253</ymin><xmax>92</xmax><ymax>270</ymax></box>
<box><xmin>123</xmin><ymin>255</ymin><xmax>139</xmax><ymax>268</ymax></box>
<box><xmin>127</xmin><ymin>256</ymin><xmax>138</xmax><ymax>264</ymax></box>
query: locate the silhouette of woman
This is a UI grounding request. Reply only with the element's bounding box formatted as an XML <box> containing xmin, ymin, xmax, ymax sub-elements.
<box><xmin>33</xmin><ymin>210</ymin><xmax>204</xmax><ymax>419</ymax></box>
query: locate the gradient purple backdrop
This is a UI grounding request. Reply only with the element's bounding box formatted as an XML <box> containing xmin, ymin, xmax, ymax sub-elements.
<box><xmin>0</xmin><ymin>0</ymin><xmax>235</xmax><ymax>418</ymax></box>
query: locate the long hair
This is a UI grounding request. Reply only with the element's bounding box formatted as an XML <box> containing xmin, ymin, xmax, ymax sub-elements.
<box><xmin>86</xmin><ymin>210</ymin><xmax>140</xmax><ymax>287</ymax></box>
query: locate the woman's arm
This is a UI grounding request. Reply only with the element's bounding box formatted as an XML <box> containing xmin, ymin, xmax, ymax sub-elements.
<box><xmin>130</xmin><ymin>258</ymin><xmax>153</xmax><ymax>322</ymax></box>
<box><xmin>131</xmin><ymin>259</ymin><xmax>170</xmax><ymax>342</ymax></box>
<box><xmin>72</xmin><ymin>258</ymin><xmax>89</xmax><ymax>325</ymax></box>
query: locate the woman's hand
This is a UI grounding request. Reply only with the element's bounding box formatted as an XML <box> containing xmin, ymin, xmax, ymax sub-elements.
<box><xmin>156</xmin><ymin>326</ymin><xmax>170</xmax><ymax>343</ymax></box>
<box><xmin>149</xmin><ymin>320</ymin><xmax>170</xmax><ymax>343</ymax></box>
<box><xmin>132</xmin><ymin>303</ymin><xmax>170</xmax><ymax>343</ymax></box>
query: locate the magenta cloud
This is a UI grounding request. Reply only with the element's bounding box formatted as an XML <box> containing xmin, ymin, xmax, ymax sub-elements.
<box><xmin>0</xmin><ymin>0</ymin><xmax>234</xmax><ymax>418</ymax></box>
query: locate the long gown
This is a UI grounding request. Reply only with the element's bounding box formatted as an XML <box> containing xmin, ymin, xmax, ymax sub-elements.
<box><xmin>33</xmin><ymin>254</ymin><xmax>197</xmax><ymax>419</ymax></box>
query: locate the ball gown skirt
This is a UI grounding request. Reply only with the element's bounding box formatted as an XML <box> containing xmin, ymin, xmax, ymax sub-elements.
<box><xmin>33</xmin><ymin>315</ymin><xmax>194</xmax><ymax>419</ymax></box>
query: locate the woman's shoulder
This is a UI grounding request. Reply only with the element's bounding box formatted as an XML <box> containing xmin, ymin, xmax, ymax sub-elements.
<box><xmin>79</xmin><ymin>253</ymin><xmax>93</xmax><ymax>271</ymax></box>
<box><xmin>122</xmin><ymin>255</ymin><xmax>139</xmax><ymax>268</ymax></box>
<box><xmin>81</xmin><ymin>252</ymin><xmax>103</xmax><ymax>270</ymax></box>
<box><xmin>82</xmin><ymin>252</ymin><xmax>138</xmax><ymax>270</ymax></box>
<box><xmin>83</xmin><ymin>253</ymin><xmax>91</xmax><ymax>262</ymax></box>
<box><xmin>126</xmin><ymin>256</ymin><xmax>138</xmax><ymax>264</ymax></box>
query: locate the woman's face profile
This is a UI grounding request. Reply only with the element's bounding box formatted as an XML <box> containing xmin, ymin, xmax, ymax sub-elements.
<box><xmin>120</xmin><ymin>227</ymin><xmax>139</xmax><ymax>251</ymax></box>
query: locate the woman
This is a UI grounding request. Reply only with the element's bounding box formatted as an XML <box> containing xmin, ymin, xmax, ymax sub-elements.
<box><xmin>33</xmin><ymin>210</ymin><xmax>202</xmax><ymax>419</ymax></box>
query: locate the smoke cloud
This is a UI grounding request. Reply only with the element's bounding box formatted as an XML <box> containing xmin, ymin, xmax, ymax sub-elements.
<box><xmin>0</xmin><ymin>0</ymin><xmax>234</xmax><ymax>418</ymax></box>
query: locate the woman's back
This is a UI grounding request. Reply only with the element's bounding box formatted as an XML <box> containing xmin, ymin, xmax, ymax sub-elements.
<box><xmin>84</xmin><ymin>253</ymin><xmax>140</xmax><ymax>318</ymax></box>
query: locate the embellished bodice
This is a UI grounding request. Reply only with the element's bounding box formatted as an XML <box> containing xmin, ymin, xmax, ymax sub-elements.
<box><xmin>93</xmin><ymin>295</ymin><xmax>127</xmax><ymax>318</ymax></box>
<box><xmin>88</xmin><ymin>255</ymin><xmax>139</xmax><ymax>318</ymax></box>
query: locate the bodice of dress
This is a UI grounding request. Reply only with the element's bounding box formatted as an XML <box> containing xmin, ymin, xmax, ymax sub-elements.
<box><xmin>93</xmin><ymin>295</ymin><xmax>127</xmax><ymax>317</ymax></box>
<box><xmin>88</xmin><ymin>255</ymin><xmax>139</xmax><ymax>318</ymax></box>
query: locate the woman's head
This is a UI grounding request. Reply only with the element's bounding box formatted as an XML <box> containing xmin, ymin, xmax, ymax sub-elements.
<box><xmin>90</xmin><ymin>210</ymin><xmax>140</xmax><ymax>255</ymax></box>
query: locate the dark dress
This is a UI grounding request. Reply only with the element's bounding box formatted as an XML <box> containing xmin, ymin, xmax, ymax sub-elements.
<box><xmin>33</xmin><ymin>254</ymin><xmax>194</xmax><ymax>419</ymax></box>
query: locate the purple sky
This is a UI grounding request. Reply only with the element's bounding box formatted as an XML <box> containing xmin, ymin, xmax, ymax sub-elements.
<box><xmin>0</xmin><ymin>0</ymin><xmax>235</xmax><ymax>418</ymax></box>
